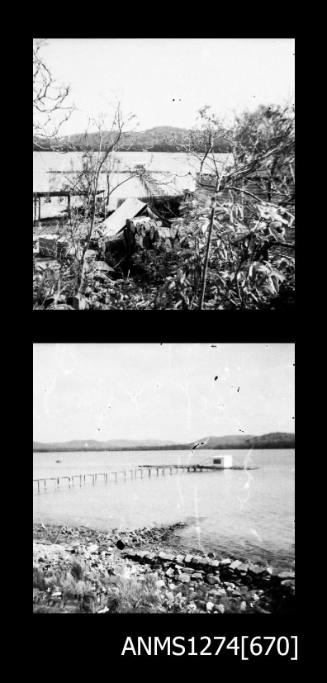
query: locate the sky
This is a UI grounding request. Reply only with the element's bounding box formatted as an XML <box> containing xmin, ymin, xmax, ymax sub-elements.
<box><xmin>33</xmin><ymin>344</ymin><xmax>295</xmax><ymax>443</ymax></box>
<box><xmin>36</xmin><ymin>38</ymin><xmax>295</xmax><ymax>134</ymax></box>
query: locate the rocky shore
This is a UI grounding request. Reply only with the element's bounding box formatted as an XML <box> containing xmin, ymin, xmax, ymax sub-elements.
<box><xmin>33</xmin><ymin>522</ymin><xmax>295</xmax><ymax>614</ymax></box>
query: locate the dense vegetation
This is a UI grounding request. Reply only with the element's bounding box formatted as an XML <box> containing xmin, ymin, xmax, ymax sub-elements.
<box><xmin>33</xmin><ymin>104</ymin><xmax>294</xmax><ymax>311</ymax></box>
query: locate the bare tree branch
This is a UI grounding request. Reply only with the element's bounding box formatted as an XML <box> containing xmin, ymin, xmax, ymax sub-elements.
<box><xmin>33</xmin><ymin>38</ymin><xmax>74</xmax><ymax>144</ymax></box>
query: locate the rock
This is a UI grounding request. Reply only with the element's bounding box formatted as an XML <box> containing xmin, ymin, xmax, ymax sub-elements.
<box><xmin>216</xmin><ymin>588</ymin><xmax>227</xmax><ymax>597</ymax></box>
<box><xmin>116</xmin><ymin>540</ymin><xmax>125</xmax><ymax>550</ymax></box>
<box><xmin>208</xmin><ymin>560</ymin><xmax>220</xmax><ymax>569</ymax></box>
<box><xmin>179</xmin><ymin>567</ymin><xmax>194</xmax><ymax>574</ymax></box>
<box><xmin>175</xmin><ymin>555</ymin><xmax>185</xmax><ymax>564</ymax></box>
<box><xmin>192</xmin><ymin>556</ymin><xmax>208</xmax><ymax>568</ymax></box>
<box><xmin>180</xmin><ymin>574</ymin><xmax>191</xmax><ymax>584</ymax></box>
<box><xmin>229</xmin><ymin>560</ymin><xmax>242</xmax><ymax>570</ymax></box>
<box><xmin>236</xmin><ymin>563</ymin><xmax>248</xmax><ymax>573</ymax></box>
<box><xmin>207</xmin><ymin>589</ymin><xmax>221</xmax><ymax>598</ymax></box>
<box><xmin>281</xmin><ymin>579</ymin><xmax>295</xmax><ymax>589</ymax></box>
<box><xmin>166</xmin><ymin>567</ymin><xmax>175</xmax><ymax>578</ymax></box>
<box><xmin>240</xmin><ymin>601</ymin><xmax>247</xmax><ymax>611</ymax></box>
<box><xmin>207</xmin><ymin>552</ymin><xmax>215</xmax><ymax>559</ymax></box>
<box><xmin>216</xmin><ymin>603</ymin><xmax>225</xmax><ymax>614</ymax></box>
<box><xmin>206</xmin><ymin>601</ymin><xmax>214</xmax><ymax>612</ymax></box>
<box><xmin>219</xmin><ymin>558</ymin><xmax>232</xmax><ymax>566</ymax></box>
<box><xmin>263</xmin><ymin>566</ymin><xmax>275</xmax><ymax>576</ymax></box>
<box><xmin>97</xmin><ymin>606</ymin><xmax>110</xmax><ymax>613</ymax></box>
<box><xmin>184</xmin><ymin>554</ymin><xmax>193</xmax><ymax>564</ymax></box>
<box><xmin>206</xmin><ymin>574</ymin><xmax>220</xmax><ymax>585</ymax></box>
<box><xmin>277</xmin><ymin>571</ymin><xmax>295</xmax><ymax>580</ymax></box>
<box><xmin>191</xmin><ymin>572</ymin><xmax>204</xmax><ymax>580</ymax></box>
<box><xmin>158</xmin><ymin>551</ymin><xmax>175</xmax><ymax>562</ymax></box>
<box><xmin>136</xmin><ymin>550</ymin><xmax>147</xmax><ymax>559</ymax></box>
<box><xmin>248</xmin><ymin>563</ymin><xmax>266</xmax><ymax>575</ymax></box>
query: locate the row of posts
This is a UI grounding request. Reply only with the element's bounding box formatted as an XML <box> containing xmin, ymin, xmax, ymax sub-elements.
<box><xmin>32</xmin><ymin>465</ymin><xmax>201</xmax><ymax>493</ymax></box>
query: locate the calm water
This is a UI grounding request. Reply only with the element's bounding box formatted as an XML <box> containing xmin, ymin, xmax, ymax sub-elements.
<box><xmin>33</xmin><ymin>449</ymin><xmax>295</xmax><ymax>570</ymax></box>
<box><xmin>33</xmin><ymin>151</ymin><xmax>231</xmax><ymax>213</ymax></box>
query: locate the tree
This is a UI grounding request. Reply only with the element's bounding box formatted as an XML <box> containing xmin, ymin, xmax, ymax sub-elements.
<box><xmin>33</xmin><ymin>39</ymin><xmax>73</xmax><ymax>144</ymax></box>
<box><xmin>154</xmin><ymin>104</ymin><xmax>295</xmax><ymax>310</ymax></box>
<box><xmin>228</xmin><ymin>104</ymin><xmax>295</xmax><ymax>204</ymax></box>
<box><xmin>49</xmin><ymin>106</ymin><xmax>161</xmax><ymax>307</ymax></box>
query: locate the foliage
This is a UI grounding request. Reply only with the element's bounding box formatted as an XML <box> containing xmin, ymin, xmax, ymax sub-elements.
<box><xmin>33</xmin><ymin>103</ymin><xmax>294</xmax><ymax>310</ymax></box>
<box><xmin>226</xmin><ymin>104</ymin><xmax>295</xmax><ymax>206</ymax></box>
<box><xmin>142</xmin><ymin>194</ymin><xmax>294</xmax><ymax>310</ymax></box>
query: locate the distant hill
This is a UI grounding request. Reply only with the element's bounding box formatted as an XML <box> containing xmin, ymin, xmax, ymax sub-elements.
<box><xmin>33</xmin><ymin>126</ymin><xmax>232</xmax><ymax>153</ymax></box>
<box><xmin>251</xmin><ymin>432</ymin><xmax>295</xmax><ymax>449</ymax></box>
<box><xmin>33</xmin><ymin>432</ymin><xmax>294</xmax><ymax>452</ymax></box>
<box><xmin>33</xmin><ymin>438</ymin><xmax>178</xmax><ymax>452</ymax></box>
<box><xmin>192</xmin><ymin>432</ymin><xmax>295</xmax><ymax>449</ymax></box>
<box><xmin>192</xmin><ymin>435</ymin><xmax>255</xmax><ymax>449</ymax></box>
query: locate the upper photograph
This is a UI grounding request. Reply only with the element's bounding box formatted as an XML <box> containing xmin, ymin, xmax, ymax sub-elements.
<box><xmin>33</xmin><ymin>38</ymin><xmax>295</xmax><ymax>311</ymax></box>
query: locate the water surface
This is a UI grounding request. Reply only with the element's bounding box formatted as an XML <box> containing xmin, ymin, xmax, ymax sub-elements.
<box><xmin>33</xmin><ymin>448</ymin><xmax>294</xmax><ymax>569</ymax></box>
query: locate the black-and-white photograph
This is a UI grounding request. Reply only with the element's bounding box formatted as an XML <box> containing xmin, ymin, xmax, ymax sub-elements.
<box><xmin>33</xmin><ymin>343</ymin><xmax>295</xmax><ymax>614</ymax></box>
<box><xmin>33</xmin><ymin>38</ymin><xmax>295</xmax><ymax>311</ymax></box>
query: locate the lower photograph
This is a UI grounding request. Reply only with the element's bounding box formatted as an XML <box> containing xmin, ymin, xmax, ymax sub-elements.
<box><xmin>33</xmin><ymin>342</ymin><xmax>295</xmax><ymax>616</ymax></box>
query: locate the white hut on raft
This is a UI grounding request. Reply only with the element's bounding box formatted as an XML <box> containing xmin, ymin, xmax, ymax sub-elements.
<box><xmin>212</xmin><ymin>455</ymin><xmax>233</xmax><ymax>468</ymax></box>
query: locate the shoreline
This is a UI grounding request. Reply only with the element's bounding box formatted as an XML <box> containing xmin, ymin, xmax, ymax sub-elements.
<box><xmin>33</xmin><ymin>522</ymin><xmax>295</xmax><ymax>614</ymax></box>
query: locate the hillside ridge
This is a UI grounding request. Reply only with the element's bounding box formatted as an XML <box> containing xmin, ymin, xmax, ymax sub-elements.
<box><xmin>33</xmin><ymin>432</ymin><xmax>295</xmax><ymax>452</ymax></box>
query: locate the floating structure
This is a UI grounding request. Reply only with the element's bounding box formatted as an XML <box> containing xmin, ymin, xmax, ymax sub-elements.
<box><xmin>212</xmin><ymin>455</ymin><xmax>233</xmax><ymax>468</ymax></box>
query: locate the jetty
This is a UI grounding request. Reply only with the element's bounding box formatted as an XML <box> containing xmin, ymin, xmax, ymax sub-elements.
<box><xmin>33</xmin><ymin>463</ymin><xmax>257</xmax><ymax>493</ymax></box>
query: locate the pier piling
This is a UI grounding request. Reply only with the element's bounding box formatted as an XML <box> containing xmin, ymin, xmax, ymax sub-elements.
<box><xmin>33</xmin><ymin>463</ymin><xmax>237</xmax><ymax>495</ymax></box>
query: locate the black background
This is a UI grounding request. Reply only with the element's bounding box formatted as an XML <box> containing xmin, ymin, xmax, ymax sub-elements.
<box><xmin>30</xmin><ymin>12</ymin><xmax>303</xmax><ymax>670</ymax></box>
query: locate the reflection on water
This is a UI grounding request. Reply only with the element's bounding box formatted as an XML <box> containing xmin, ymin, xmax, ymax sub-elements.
<box><xmin>33</xmin><ymin>449</ymin><xmax>294</xmax><ymax>569</ymax></box>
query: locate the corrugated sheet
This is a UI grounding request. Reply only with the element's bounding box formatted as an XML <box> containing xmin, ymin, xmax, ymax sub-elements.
<box><xmin>100</xmin><ymin>198</ymin><xmax>147</xmax><ymax>238</ymax></box>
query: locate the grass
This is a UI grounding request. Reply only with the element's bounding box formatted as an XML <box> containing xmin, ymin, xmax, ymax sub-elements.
<box><xmin>33</xmin><ymin>562</ymin><xmax>164</xmax><ymax>613</ymax></box>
